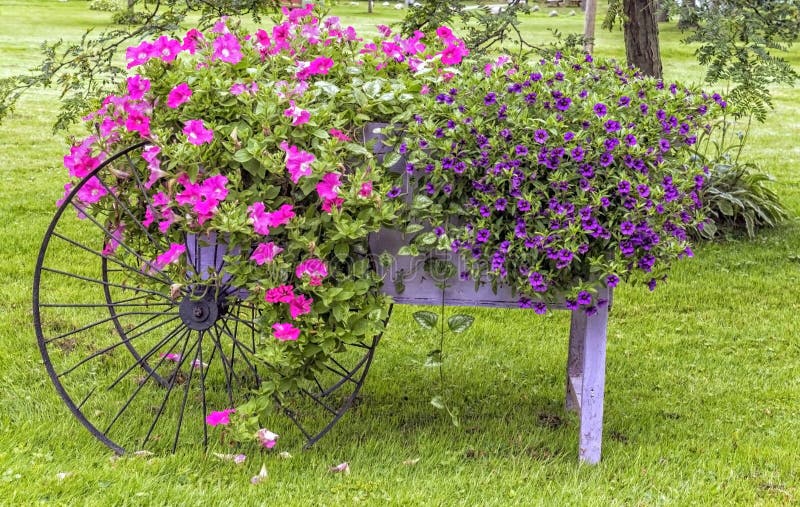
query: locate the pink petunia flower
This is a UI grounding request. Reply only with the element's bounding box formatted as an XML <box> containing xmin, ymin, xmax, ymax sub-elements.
<box><xmin>358</xmin><ymin>181</ymin><xmax>373</xmax><ymax>198</ymax></box>
<box><xmin>142</xmin><ymin>144</ymin><xmax>166</xmax><ymax>189</ymax></box>
<box><xmin>183</xmin><ymin>119</ymin><xmax>214</xmax><ymax>145</ymax></box>
<box><xmin>153</xmin><ymin>242</ymin><xmax>186</xmax><ymax>270</ymax></box>
<box><xmin>272</xmin><ymin>322</ymin><xmax>301</xmax><ymax>341</ymax></box>
<box><xmin>64</xmin><ymin>136</ymin><xmax>103</xmax><ymax>179</ymax></box>
<box><xmin>153</xmin><ymin>35</ymin><xmax>182</xmax><ymax>63</ymax></box>
<box><xmin>256</xmin><ymin>428</ymin><xmax>279</xmax><ymax>449</ymax></box>
<box><xmin>182</xmin><ymin>28</ymin><xmax>204</xmax><ymax>54</ymax></box>
<box><xmin>295</xmin><ymin>258</ymin><xmax>328</xmax><ymax>286</ymax></box>
<box><xmin>436</xmin><ymin>26</ymin><xmax>456</xmax><ymax>43</ymax></box>
<box><xmin>250</xmin><ymin>242</ymin><xmax>283</xmax><ymax>265</ymax></box>
<box><xmin>440</xmin><ymin>42</ymin><xmax>469</xmax><ymax>66</ymax></box>
<box><xmin>296</xmin><ymin>56</ymin><xmax>334</xmax><ymax>79</ymax></box>
<box><xmin>265</xmin><ymin>285</ymin><xmax>295</xmax><ymax>304</ymax></box>
<box><xmin>206</xmin><ymin>408</ymin><xmax>235</xmax><ymax>426</ymax></box>
<box><xmin>316</xmin><ymin>172</ymin><xmax>341</xmax><ymax>201</ymax></box>
<box><xmin>267</xmin><ymin>203</ymin><xmax>295</xmax><ymax>227</ymax></box>
<box><xmin>321</xmin><ymin>197</ymin><xmax>343</xmax><ymax>213</ymax></box>
<box><xmin>167</xmin><ymin>83</ymin><xmax>192</xmax><ymax>108</ymax></box>
<box><xmin>126</xmin><ymin>40</ymin><xmax>154</xmax><ymax>69</ymax></box>
<box><xmin>230</xmin><ymin>82</ymin><xmax>248</xmax><ymax>95</ymax></box>
<box><xmin>160</xmin><ymin>352</ymin><xmax>182</xmax><ymax>362</ymax></box>
<box><xmin>279</xmin><ymin>142</ymin><xmax>315</xmax><ymax>183</ymax></box>
<box><xmin>289</xmin><ymin>294</ymin><xmax>313</xmax><ymax>319</ymax></box>
<box><xmin>283</xmin><ymin>100</ymin><xmax>310</xmax><ymax>126</ymax></box>
<box><xmin>328</xmin><ymin>128</ymin><xmax>350</xmax><ymax>141</ymax></box>
<box><xmin>102</xmin><ymin>223</ymin><xmax>125</xmax><ymax>256</ymax></box>
<box><xmin>212</xmin><ymin>32</ymin><xmax>243</xmax><ymax>64</ymax></box>
<box><xmin>247</xmin><ymin>201</ymin><xmax>271</xmax><ymax>235</ymax></box>
<box><xmin>126</xmin><ymin>75</ymin><xmax>151</xmax><ymax>100</ymax></box>
<box><xmin>125</xmin><ymin>110</ymin><xmax>151</xmax><ymax>137</ymax></box>
<box><xmin>76</xmin><ymin>176</ymin><xmax>109</xmax><ymax>204</ymax></box>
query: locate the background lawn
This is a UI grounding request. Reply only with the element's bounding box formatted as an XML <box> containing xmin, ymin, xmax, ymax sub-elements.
<box><xmin>0</xmin><ymin>1</ymin><xmax>798</xmax><ymax>505</ymax></box>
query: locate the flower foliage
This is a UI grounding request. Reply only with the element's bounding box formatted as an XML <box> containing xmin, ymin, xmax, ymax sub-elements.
<box><xmin>398</xmin><ymin>52</ymin><xmax>726</xmax><ymax>313</ymax></box>
<box><xmin>60</xmin><ymin>5</ymin><xmax>467</xmax><ymax>411</ymax></box>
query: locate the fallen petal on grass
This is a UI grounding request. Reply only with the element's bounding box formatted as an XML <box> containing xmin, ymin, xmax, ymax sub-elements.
<box><xmin>250</xmin><ymin>465</ymin><xmax>268</xmax><ymax>485</ymax></box>
<box><xmin>278</xmin><ymin>451</ymin><xmax>293</xmax><ymax>459</ymax></box>
<box><xmin>402</xmin><ymin>458</ymin><xmax>421</xmax><ymax>466</ymax></box>
<box><xmin>328</xmin><ymin>462</ymin><xmax>350</xmax><ymax>474</ymax></box>
<box><xmin>55</xmin><ymin>472</ymin><xmax>72</xmax><ymax>480</ymax></box>
<box><xmin>212</xmin><ymin>453</ymin><xmax>247</xmax><ymax>464</ymax></box>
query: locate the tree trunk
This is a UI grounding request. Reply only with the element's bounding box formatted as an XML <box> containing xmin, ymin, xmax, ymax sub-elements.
<box><xmin>623</xmin><ymin>0</ymin><xmax>662</xmax><ymax>78</ymax></box>
<box><xmin>128</xmin><ymin>0</ymin><xmax>136</xmax><ymax>11</ymax></box>
<box><xmin>368</xmin><ymin>0</ymin><xmax>373</xmax><ymax>13</ymax></box>
<box><xmin>583</xmin><ymin>0</ymin><xmax>597</xmax><ymax>54</ymax></box>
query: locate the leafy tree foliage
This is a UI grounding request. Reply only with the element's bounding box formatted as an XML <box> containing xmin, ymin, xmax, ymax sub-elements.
<box><xmin>681</xmin><ymin>0</ymin><xmax>799</xmax><ymax>122</ymax></box>
<box><xmin>0</xmin><ymin>0</ymin><xmax>279</xmax><ymax>131</ymax></box>
<box><xmin>399</xmin><ymin>0</ymin><xmax>533</xmax><ymax>56</ymax></box>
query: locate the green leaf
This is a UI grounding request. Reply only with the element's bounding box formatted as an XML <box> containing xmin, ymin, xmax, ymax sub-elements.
<box><xmin>233</xmin><ymin>149</ymin><xmax>252</xmax><ymax>163</ymax></box>
<box><xmin>397</xmin><ymin>245</ymin><xmax>419</xmax><ymax>256</ymax></box>
<box><xmin>424</xmin><ymin>349</ymin><xmax>443</xmax><ymax>368</ymax></box>
<box><xmin>334</xmin><ymin>242</ymin><xmax>349</xmax><ymax>262</ymax></box>
<box><xmin>404</xmin><ymin>223</ymin><xmax>425</xmax><ymax>234</ymax></box>
<box><xmin>344</xmin><ymin>143</ymin><xmax>370</xmax><ymax>156</ymax></box>
<box><xmin>416</xmin><ymin>232</ymin><xmax>437</xmax><ymax>246</ymax></box>
<box><xmin>363</xmin><ymin>79</ymin><xmax>383</xmax><ymax>98</ymax></box>
<box><xmin>314</xmin><ymin>81</ymin><xmax>340</xmax><ymax>96</ymax></box>
<box><xmin>448</xmin><ymin>314</ymin><xmax>475</xmax><ymax>334</ymax></box>
<box><xmin>717</xmin><ymin>199</ymin><xmax>734</xmax><ymax>216</ymax></box>
<box><xmin>412</xmin><ymin>194</ymin><xmax>433</xmax><ymax>209</ymax></box>
<box><xmin>383</xmin><ymin>151</ymin><xmax>401</xmax><ymax>169</ymax></box>
<box><xmin>430</xmin><ymin>396</ymin><xmax>445</xmax><ymax>410</ymax></box>
<box><xmin>413</xmin><ymin>310</ymin><xmax>438</xmax><ymax>329</ymax></box>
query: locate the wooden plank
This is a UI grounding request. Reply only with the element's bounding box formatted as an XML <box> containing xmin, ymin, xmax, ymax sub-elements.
<box><xmin>567</xmin><ymin>375</ymin><xmax>582</xmax><ymax>410</ymax></box>
<box><xmin>577</xmin><ymin>295</ymin><xmax>609</xmax><ymax>465</ymax></box>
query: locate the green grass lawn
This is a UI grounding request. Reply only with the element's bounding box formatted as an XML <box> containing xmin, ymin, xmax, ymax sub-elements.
<box><xmin>1</xmin><ymin>1</ymin><xmax>799</xmax><ymax>505</ymax></box>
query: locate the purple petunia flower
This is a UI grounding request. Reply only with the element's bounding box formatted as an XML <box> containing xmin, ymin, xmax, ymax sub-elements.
<box><xmin>484</xmin><ymin>93</ymin><xmax>497</xmax><ymax>106</ymax></box>
<box><xmin>599</xmin><ymin>152</ymin><xmax>614</xmax><ymax>167</ymax></box>
<box><xmin>555</xmin><ymin>97</ymin><xmax>572</xmax><ymax>111</ymax></box>
<box><xmin>593</xmin><ymin>103</ymin><xmax>608</xmax><ymax>117</ymax></box>
<box><xmin>515</xmin><ymin>144</ymin><xmax>529</xmax><ymax>156</ymax></box>
<box><xmin>604</xmin><ymin>120</ymin><xmax>621</xmax><ymax>133</ymax></box>
<box><xmin>387</xmin><ymin>187</ymin><xmax>401</xmax><ymax>198</ymax></box>
<box><xmin>620</xmin><ymin>221</ymin><xmax>635</xmax><ymax>235</ymax></box>
<box><xmin>534</xmin><ymin>129</ymin><xmax>549</xmax><ymax>144</ymax></box>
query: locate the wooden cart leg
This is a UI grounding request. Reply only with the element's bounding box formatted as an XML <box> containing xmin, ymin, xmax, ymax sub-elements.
<box><xmin>566</xmin><ymin>289</ymin><xmax>610</xmax><ymax>465</ymax></box>
<box><xmin>565</xmin><ymin>310</ymin><xmax>586</xmax><ymax>412</ymax></box>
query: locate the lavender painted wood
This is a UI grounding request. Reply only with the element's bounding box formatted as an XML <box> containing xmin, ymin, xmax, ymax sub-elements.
<box><xmin>365</xmin><ymin>122</ymin><xmax>612</xmax><ymax>464</ymax></box>
<box><xmin>566</xmin><ymin>310</ymin><xmax>587</xmax><ymax>412</ymax></box>
<box><xmin>577</xmin><ymin>296</ymin><xmax>609</xmax><ymax>465</ymax></box>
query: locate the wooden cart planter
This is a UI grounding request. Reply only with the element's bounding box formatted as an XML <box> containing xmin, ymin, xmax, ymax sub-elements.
<box><xmin>34</xmin><ymin>127</ymin><xmax>615</xmax><ymax>464</ymax></box>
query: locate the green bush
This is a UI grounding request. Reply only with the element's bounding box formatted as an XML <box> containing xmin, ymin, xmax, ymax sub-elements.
<box><xmin>89</xmin><ymin>0</ymin><xmax>120</xmax><ymax>12</ymax></box>
<box><xmin>699</xmin><ymin>160</ymin><xmax>790</xmax><ymax>239</ymax></box>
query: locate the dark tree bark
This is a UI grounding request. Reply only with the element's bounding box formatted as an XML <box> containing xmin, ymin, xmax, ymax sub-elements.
<box><xmin>368</xmin><ymin>0</ymin><xmax>374</xmax><ymax>13</ymax></box>
<box><xmin>623</xmin><ymin>0</ymin><xmax>663</xmax><ymax>78</ymax></box>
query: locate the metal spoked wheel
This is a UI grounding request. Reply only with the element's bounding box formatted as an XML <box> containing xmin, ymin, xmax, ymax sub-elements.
<box><xmin>33</xmin><ymin>143</ymin><xmax>385</xmax><ymax>454</ymax></box>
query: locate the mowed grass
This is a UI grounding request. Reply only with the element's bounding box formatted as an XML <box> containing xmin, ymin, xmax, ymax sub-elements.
<box><xmin>1</xmin><ymin>1</ymin><xmax>799</xmax><ymax>505</ymax></box>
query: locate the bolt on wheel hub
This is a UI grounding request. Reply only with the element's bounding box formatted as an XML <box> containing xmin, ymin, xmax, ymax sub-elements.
<box><xmin>178</xmin><ymin>289</ymin><xmax>222</xmax><ymax>331</ymax></box>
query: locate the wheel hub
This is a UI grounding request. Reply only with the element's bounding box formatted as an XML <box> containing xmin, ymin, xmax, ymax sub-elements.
<box><xmin>179</xmin><ymin>289</ymin><xmax>223</xmax><ymax>331</ymax></box>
